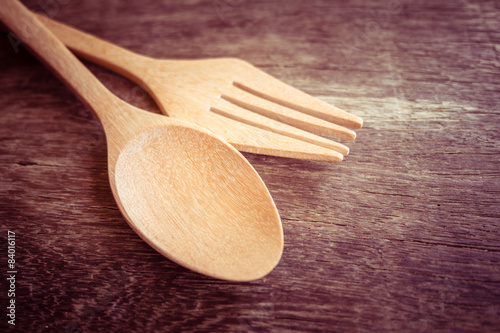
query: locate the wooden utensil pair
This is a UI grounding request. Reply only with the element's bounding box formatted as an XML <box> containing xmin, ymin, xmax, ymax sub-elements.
<box><xmin>0</xmin><ymin>0</ymin><xmax>361</xmax><ymax>281</ymax></box>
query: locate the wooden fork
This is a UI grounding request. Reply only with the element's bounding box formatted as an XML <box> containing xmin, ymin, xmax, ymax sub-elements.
<box><xmin>35</xmin><ymin>14</ymin><xmax>363</xmax><ymax>161</ymax></box>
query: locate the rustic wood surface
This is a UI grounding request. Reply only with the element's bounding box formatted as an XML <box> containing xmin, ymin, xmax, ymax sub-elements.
<box><xmin>1</xmin><ymin>0</ymin><xmax>499</xmax><ymax>332</ymax></box>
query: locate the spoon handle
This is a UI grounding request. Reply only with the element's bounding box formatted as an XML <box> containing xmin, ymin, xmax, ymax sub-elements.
<box><xmin>34</xmin><ymin>12</ymin><xmax>151</xmax><ymax>83</ymax></box>
<box><xmin>0</xmin><ymin>0</ymin><xmax>118</xmax><ymax>126</ymax></box>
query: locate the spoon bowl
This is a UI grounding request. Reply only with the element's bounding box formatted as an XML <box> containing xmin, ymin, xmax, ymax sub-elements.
<box><xmin>112</xmin><ymin>120</ymin><xmax>283</xmax><ymax>280</ymax></box>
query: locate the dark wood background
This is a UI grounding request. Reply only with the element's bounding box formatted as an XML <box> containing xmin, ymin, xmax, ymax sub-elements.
<box><xmin>1</xmin><ymin>0</ymin><xmax>499</xmax><ymax>332</ymax></box>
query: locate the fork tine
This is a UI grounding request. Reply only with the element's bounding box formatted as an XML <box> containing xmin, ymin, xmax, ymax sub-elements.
<box><xmin>210</xmin><ymin>97</ymin><xmax>350</xmax><ymax>155</ymax></box>
<box><xmin>223</xmin><ymin>84</ymin><xmax>356</xmax><ymax>141</ymax></box>
<box><xmin>235</xmin><ymin>65</ymin><xmax>363</xmax><ymax>129</ymax></box>
<box><xmin>194</xmin><ymin>113</ymin><xmax>344</xmax><ymax>161</ymax></box>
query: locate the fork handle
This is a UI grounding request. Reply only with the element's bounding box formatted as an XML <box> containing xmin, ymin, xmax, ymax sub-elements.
<box><xmin>34</xmin><ymin>12</ymin><xmax>153</xmax><ymax>85</ymax></box>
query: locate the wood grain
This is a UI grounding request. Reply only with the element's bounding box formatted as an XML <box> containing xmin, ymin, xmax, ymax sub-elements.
<box><xmin>1</xmin><ymin>0</ymin><xmax>499</xmax><ymax>332</ymax></box>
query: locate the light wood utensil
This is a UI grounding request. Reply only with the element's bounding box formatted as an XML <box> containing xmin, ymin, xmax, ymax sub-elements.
<box><xmin>35</xmin><ymin>14</ymin><xmax>363</xmax><ymax>162</ymax></box>
<box><xmin>0</xmin><ymin>0</ymin><xmax>283</xmax><ymax>281</ymax></box>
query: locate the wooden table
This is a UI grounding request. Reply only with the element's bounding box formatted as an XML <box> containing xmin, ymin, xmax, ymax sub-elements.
<box><xmin>1</xmin><ymin>0</ymin><xmax>499</xmax><ymax>331</ymax></box>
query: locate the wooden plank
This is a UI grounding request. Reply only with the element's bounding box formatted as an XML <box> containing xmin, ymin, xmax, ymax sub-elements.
<box><xmin>1</xmin><ymin>0</ymin><xmax>499</xmax><ymax>331</ymax></box>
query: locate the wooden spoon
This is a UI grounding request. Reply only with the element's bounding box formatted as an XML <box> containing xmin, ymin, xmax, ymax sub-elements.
<box><xmin>0</xmin><ymin>0</ymin><xmax>283</xmax><ymax>281</ymax></box>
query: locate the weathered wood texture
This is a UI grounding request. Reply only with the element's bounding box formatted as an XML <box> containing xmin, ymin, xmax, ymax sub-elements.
<box><xmin>1</xmin><ymin>0</ymin><xmax>499</xmax><ymax>332</ymax></box>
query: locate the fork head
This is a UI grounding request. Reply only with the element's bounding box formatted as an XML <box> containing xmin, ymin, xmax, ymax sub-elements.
<box><xmin>144</xmin><ymin>57</ymin><xmax>363</xmax><ymax>161</ymax></box>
